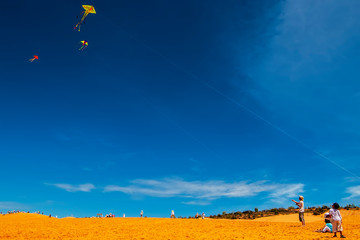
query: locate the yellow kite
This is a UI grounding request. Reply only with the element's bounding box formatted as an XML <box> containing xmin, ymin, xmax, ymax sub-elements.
<box><xmin>74</xmin><ymin>5</ymin><xmax>96</xmax><ymax>32</ymax></box>
<box><xmin>79</xmin><ymin>40</ymin><xmax>88</xmax><ymax>51</ymax></box>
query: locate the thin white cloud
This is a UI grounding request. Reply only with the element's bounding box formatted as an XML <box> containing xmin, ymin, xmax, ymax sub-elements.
<box><xmin>269</xmin><ymin>184</ymin><xmax>305</xmax><ymax>203</ymax></box>
<box><xmin>48</xmin><ymin>183</ymin><xmax>95</xmax><ymax>192</ymax></box>
<box><xmin>344</xmin><ymin>185</ymin><xmax>360</xmax><ymax>200</ymax></box>
<box><xmin>269</xmin><ymin>184</ymin><xmax>304</xmax><ymax>198</ymax></box>
<box><xmin>104</xmin><ymin>178</ymin><xmax>304</xmax><ymax>201</ymax></box>
<box><xmin>0</xmin><ymin>201</ymin><xmax>28</xmax><ymax>210</ymax></box>
<box><xmin>244</xmin><ymin>0</ymin><xmax>360</xmax><ymax>179</ymax></box>
<box><xmin>182</xmin><ymin>200</ymin><xmax>211</xmax><ymax>206</ymax></box>
<box><xmin>344</xmin><ymin>177</ymin><xmax>360</xmax><ymax>183</ymax></box>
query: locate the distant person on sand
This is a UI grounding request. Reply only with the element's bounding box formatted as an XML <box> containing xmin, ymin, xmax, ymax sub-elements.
<box><xmin>329</xmin><ymin>203</ymin><xmax>346</xmax><ymax>238</ymax></box>
<box><xmin>202</xmin><ymin>212</ymin><xmax>205</xmax><ymax>219</ymax></box>
<box><xmin>292</xmin><ymin>195</ymin><xmax>305</xmax><ymax>226</ymax></box>
<box><xmin>140</xmin><ymin>210</ymin><xmax>143</xmax><ymax>218</ymax></box>
<box><xmin>170</xmin><ymin>210</ymin><xmax>175</xmax><ymax>218</ymax></box>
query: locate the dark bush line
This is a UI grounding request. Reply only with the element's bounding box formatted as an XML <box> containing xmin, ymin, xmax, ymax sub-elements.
<box><xmin>208</xmin><ymin>204</ymin><xmax>360</xmax><ymax>220</ymax></box>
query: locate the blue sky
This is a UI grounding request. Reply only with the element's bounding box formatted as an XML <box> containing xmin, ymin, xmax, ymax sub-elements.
<box><xmin>1</xmin><ymin>0</ymin><xmax>360</xmax><ymax>217</ymax></box>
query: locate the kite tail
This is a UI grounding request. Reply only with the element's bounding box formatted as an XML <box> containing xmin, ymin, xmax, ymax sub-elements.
<box><xmin>81</xmin><ymin>12</ymin><xmax>89</xmax><ymax>23</ymax></box>
<box><xmin>74</xmin><ymin>22</ymin><xmax>80</xmax><ymax>30</ymax></box>
<box><xmin>29</xmin><ymin>59</ymin><xmax>34</xmax><ymax>62</ymax></box>
<box><xmin>74</xmin><ymin>20</ymin><xmax>82</xmax><ymax>31</ymax></box>
<box><xmin>74</xmin><ymin>11</ymin><xmax>86</xmax><ymax>30</ymax></box>
<box><xmin>78</xmin><ymin>13</ymin><xmax>89</xmax><ymax>31</ymax></box>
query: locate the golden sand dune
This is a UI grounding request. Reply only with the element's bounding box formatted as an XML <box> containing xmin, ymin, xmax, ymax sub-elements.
<box><xmin>1</xmin><ymin>211</ymin><xmax>359</xmax><ymax>239</ymax></box>
<box><xmin>252</xmin><ymin>213</ymin><xmax>323</xmax><ymax>223</ymax></box>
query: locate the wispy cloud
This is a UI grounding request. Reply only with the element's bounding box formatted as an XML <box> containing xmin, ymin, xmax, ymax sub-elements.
<box><xmin>0</xmin><ymin>201</ymin><xmax>28</xmax><ymax>210</ymax></box>
<box><xmin>244</xmin><ymin>0</ymin><xmax>360</xmax><ymax>178</ymax></box>
<box><xmin>53</xmin><ymin>132</ymin><xmax>114</xmax><ymax>147</ymax></box>
<box><xmin>344</xmin><ymin>177</ymin><xmax>360</xmax><ymax>183</ymax></box>
<box><xmin>269</xmin><ymin>184</ymin><xmax>305</xmax><ymax>203</ymax></box>
<box><xmin>104</xmin><ymin>178</ymin><xmax>304</xmax><ymax>202</ymax></box>
<box><xmin>344</xmin><ymin>185</ymin><xmax>360</xmax><ymax>200</ymax></box>
<box><xmin>47</xmin><ymin>183</ymin><xmax>96</xmax><ymax>192</ymax></box>
<box><xmin>182</xmin><ymin>200</ymin><xmax>211</xmax><ymax>206</ymax></box>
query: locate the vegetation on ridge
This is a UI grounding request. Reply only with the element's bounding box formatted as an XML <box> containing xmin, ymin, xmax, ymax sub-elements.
<box><xmin>206</xmin><ymin>204</ymin><xmax>359</xmax><ymax>220</ymax></box>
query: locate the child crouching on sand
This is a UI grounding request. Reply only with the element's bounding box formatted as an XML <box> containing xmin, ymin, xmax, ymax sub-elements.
<box><xmin>329</xmin><ymin>203</ymin><xmax>346</xmax><ymax>238</ymax></box>
<box><xmin>314</xmin><ymin>215</ymin><xmax>332</xmax><ymax>233</ymax></box>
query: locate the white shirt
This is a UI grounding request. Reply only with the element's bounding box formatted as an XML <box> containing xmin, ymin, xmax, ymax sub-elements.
<box><xmin>329</xmin><ymin>208</ymin><xmax>342</xmax><ymax>221</ymax></box>
<box><xmin>299</xmin><ymin>201</ymin><xmax>304</xmax><ymax>213</ymax></box>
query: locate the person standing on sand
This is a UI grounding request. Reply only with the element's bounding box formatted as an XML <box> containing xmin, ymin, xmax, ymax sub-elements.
<box><xmin>292</xmin><ymin>195</ymin><xmax>305</xmax><ymax>226</ymax></box>
<box><xmin>140</xmin><ymin>210</ymin><xmax>143</xmax><ymax>218</ymax></box>
<box><xmin>329</xmin><ymin>202</ymin><xmax>346</xmax><ymax>238</ymax></box>
<box><xmin>170</xmin><ymin>210</ymin><xmax>175</xmax><ymax>218</ymax></box>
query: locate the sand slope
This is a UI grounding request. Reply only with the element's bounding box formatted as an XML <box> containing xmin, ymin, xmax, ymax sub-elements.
<box><xmin>252</xmin><ymin>212</ymin><xmax>322</xmax><ymax>223</ymax></box>
<box><xmin>1</xmin><ymin>211</ymin><xmax>359</xmax><ymax>239</ymax></box>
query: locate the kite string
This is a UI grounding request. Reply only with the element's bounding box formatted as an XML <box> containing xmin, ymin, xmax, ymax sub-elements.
<box><xmin>98</xmin><ymin>13</ymin><xmax>360</xmax><ymax>180</ymax></box>
<box><xmin>203</xmin><ymin>83</ymin><xmax>360</xmax><ymax>179</ymax></box>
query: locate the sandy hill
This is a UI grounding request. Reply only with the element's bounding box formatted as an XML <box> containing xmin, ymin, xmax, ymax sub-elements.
<box><xmin>1</xmin><ymin>210</ymin><xmax>359</xmax><ymax>239</ymax></box>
